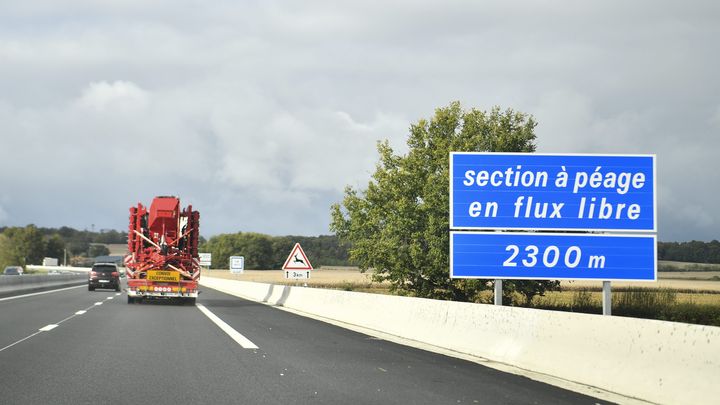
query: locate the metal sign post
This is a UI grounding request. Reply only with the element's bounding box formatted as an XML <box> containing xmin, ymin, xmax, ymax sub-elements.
<box><xmin>494</xmin><ymin>280</ymin><xmax>503</xmax><ymax>306</ymax></box>
<box><xmin>602</xmin><ymin>281</ymin><xmax>612</xmax><ymax>315</ymax></box>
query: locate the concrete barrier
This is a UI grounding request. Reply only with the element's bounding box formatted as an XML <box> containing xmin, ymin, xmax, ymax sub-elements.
<box><xmin>25</xmin><ymin>265</ymin><xmax>91</xmax><ymax>273</ymax></box>
<box><xmin>0</xmin><ymin>273</ymin><xmax>87</xmax><ymax>295</ymax></box>
<box><xmin>200</xmin><ymin>277</ymin><xmax>720</xmax><ymax>405</ymax></box>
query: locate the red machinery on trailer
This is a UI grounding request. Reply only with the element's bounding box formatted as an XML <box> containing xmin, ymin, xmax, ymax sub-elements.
<box><xmin>124</xmin><ymin>196</ymin><xmax>201</xmax><ymax>304</ymax></box>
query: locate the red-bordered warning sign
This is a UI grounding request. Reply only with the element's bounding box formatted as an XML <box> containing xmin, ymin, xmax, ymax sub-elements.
<box><xmin>282</xmin><ymin>243</ymin><xmax>313</xmax><ymax>270</ymax></box>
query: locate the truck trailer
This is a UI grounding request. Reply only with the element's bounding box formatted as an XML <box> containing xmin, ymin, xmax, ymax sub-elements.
<box><xmin>124</xmin><ymin>196</ymin><xmax>201</xmax><ymax>304</ymax></box>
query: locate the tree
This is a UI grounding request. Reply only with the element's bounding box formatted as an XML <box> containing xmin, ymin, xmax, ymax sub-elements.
<box><xmin>88</xmin><ymin>244</ymin><xmax>110</xmax><ymax>258</ymax></box>
<box><xmin>44</xmin><ymin>234</ymin><xmax>66</xmax><ymax>261</ymax></box>
<box><xmin>0</xmin><ymin>225</ymin><xmax>46</xmax><ymax>266</ymax></box>
<box><xmin>0</xmin><ymin>234</ymin><xmax>14</xmax><ymax>270</ymax></box>
<box><xmin>331</xmin><ymin>101</ymin><xmax>560</xmax><ymax>303</ymax></box>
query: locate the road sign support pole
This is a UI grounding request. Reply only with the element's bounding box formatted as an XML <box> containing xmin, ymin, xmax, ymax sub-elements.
<box><xmin>494</xmin><ymin>279</ymin><xmax>502</xmax><ymax>306</ymax></box>
<box><xmin>602</xmin><ymin>281</ymin><xmax>612</xmax><ymax>316</ymax></box>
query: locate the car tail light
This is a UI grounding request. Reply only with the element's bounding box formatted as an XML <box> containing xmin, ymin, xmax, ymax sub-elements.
<box><xmin>90</xmin><ymin>271</ymin><xmax>96</xmax><ymax>277</ymax></box>
<box><xmin>111</xmin><ymin>272</ymin><xmax>119</xmax><ymax>277</ymax></box>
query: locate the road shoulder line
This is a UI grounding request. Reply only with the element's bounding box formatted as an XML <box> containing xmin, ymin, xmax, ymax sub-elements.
<box><xmin>196</xmin><ymin>303</ymin><xmax>259</xmax><ymax>349</ymax></box>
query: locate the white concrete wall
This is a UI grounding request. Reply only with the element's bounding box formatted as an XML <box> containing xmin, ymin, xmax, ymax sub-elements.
<box><xmin>200</xmin><ymin>277</ymin><xmax>720</xmax><ymax>405</ymax></box>
<box><xmin>0</xmin><ymin>273</ymin><xmax>87</xmax><ymax>293</ymax></box>
<box><xmin>26</xmin><ymin>265</ymin><xmax>91</xmax><ymax>273</ymax></box>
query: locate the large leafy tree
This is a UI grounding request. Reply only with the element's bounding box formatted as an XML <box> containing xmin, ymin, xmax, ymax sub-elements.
<box><xmin>0</xmin><ymin>225</ymin><xmax>46</xmax><ymax>268</ymax></box>
<box><xmin>330</xmin><ymin>101</ymin><xmax>559</xmax><ymax>303</ymax></box>
<box><xmin>44</xmin><ymin>234</ymin><xmax>66</xmax><ymax>261</ymax></box>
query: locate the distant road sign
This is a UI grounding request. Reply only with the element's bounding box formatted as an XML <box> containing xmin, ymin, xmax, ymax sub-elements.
<box><xmin>198</xmin><ymin>252</ymin><xmax>212</xmax><ymax>267</ymax></box>
<box><xmin>282</xmin><ymin>243</ymin><xmax>313</xmax><ymax>270</ymax></box>
<box><xmin>450</xmin><ymin>153</ymin><xmax>656</xmax><ymax>232</ymax></box>
<box><xmin>229</xmin><ymin>256</ymin><xmax>244</xmax><ymax>274</ymax></box>
<box><xmin>451</xmin><ymin>232</ymin><xmax>657</xmax><ymax>281</ymax></box>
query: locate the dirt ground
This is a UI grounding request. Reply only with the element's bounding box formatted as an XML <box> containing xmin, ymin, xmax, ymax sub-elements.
<box><xmin>204</xmin><ymin>267</ymin><xmax>382</xmax><ymax>287</ymax></box>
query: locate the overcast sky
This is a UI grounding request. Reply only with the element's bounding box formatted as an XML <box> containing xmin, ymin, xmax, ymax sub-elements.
<box><xmin>0</xmin><ymin>1</ymin><xmax>718</xmax><ymax>242</ymax></box>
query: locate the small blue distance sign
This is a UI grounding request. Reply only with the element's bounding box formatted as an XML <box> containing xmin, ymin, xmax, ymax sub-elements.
<box><xmin>450</xmin><ymin>153</ymin><xmax>656</xmax><ymax>232</ymax></box>
<box><xmin>229</xmin><ymin>256</ymin><xmax>244</xmax><ymax>274</ymax></box>
<box><xmin>451</xmin><ymin>232</ymin><xmax>657</xmax><ymax>281</ymax></box>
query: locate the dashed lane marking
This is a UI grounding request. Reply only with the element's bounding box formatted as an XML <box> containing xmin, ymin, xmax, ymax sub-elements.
<box><xmin>0</xmin><ymin>298</ymin><xmax>112</xmax><ymax>353</ymax></box>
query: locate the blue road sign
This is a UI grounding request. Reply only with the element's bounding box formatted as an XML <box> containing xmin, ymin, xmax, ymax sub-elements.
<box><xmin>450</xmin><ymin>153</ymin><xmax>656</xmax><ymax>232</ymax></box>
<box><xmin>451</xmin><ymin>232</ymin><xmax>657</xmax><ymax>281</ymax></box>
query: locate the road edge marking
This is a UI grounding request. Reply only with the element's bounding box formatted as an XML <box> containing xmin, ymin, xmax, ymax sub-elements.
<box><xmin>0</xmin><ymin>285</ymin><xmax>85</xmax><ymax>302</ymax></box>
<box><xmin>196</xmin><ymin>303</ymin><xmax>258</xmax><ymax>349</ymax></box>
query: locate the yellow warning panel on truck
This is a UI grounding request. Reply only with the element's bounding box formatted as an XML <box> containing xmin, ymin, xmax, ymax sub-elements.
<box><xmin>147</xmin><ymin>270</ymin><xmax>180</xmax><ymax>282</ymax></box>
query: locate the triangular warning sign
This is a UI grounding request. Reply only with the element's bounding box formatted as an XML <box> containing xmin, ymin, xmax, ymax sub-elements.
<box><xmin>282</xmin><ymin>243</ymin><xmax>313</xmax><ymax>270</ymax></box>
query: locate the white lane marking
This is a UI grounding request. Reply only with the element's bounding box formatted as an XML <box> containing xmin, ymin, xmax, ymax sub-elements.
<box><xmin>0</xmin><ymin>332</ymin><xmax>42</xmax><ymax>353</ymax></box>
<box><xmin>0</xmin><ymin>285</ymin><xmax>85</xmax><ymax>302</ymax></box>
<box><xmin>196</xmin><ymin>304</ymin><xmax>258</xmax><ymax>349</ymax></box>
<box><xmin>106</xmin><ymin>297</ymin><xmax>114</xmax><ymax>300</ymax></box>
<box><xmin>0</xmin><ymin>293</ymin><xmax>113</xmax><ymax>354</ymax></box>
<box><xmin>115</xmin><ymin>293</ymin><xmax>122</xmax><ymax>296</ymax></box>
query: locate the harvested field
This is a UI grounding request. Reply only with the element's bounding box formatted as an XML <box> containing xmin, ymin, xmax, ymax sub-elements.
<box><xmin>205</xmin><ymin>267</ymin><xmax>720</xmax><ymax>292</ymax></box>
<box><xmin>658</xmin><ymin>260</ymin><xmax>720</xmax><ymax>271</ymax></box>
<box><xmin>204</xmin><ymin>267</ymin><xmax>390</xmax><ymax>293</ymax></box>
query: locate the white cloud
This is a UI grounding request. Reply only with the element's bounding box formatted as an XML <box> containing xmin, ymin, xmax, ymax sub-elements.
<box><xmin>75</xmin><ymin>81</ymin><xmax>149</xmax><ymax>112</ymax></box>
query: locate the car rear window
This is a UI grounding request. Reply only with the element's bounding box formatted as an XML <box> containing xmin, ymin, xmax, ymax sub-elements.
<box><xmin>93</xmin><ymin>265</ymin><xmax>116</xmax><ymax>273</ymax></box>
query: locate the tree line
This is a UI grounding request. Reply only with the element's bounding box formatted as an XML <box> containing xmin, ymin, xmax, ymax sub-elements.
<box><xmin>658</xmin><ymin>240</ymin><xmax>720</xmax><ymax>264</ymax></box>
<box><xmin>0</xmin><ymin>225</ymin><xmax>124</xmax><ymax>269</ymax></box>
<box><xmin>0</xmin><ymin>225</ymin><xmax>351</xmax><ymax>270</ymax></box>
<box><xmin>199</xmin><ymin>233</ymin><xmax>350</xmax><ymax>270</ymax></box>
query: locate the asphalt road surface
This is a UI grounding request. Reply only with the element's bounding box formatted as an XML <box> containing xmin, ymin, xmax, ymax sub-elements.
<box><xmin>0</xmin><ymin>282</ymin><xmax>611</xmax><ymax>404</ymax></box>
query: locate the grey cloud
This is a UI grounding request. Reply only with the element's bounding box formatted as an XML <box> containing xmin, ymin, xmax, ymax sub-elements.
<box><xmin>0</xmin><ymin>1</ymin><xmax>718</xmax><ymax>240</ymax></box>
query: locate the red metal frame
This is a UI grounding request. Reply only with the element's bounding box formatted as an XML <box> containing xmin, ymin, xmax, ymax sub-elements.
<box><xmin>125</xmin><ymin>196</ymin><xmax>200</xmax><ymax>295</ymax></box>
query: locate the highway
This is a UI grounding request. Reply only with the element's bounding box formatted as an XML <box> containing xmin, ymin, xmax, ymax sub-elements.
<box><xmin>0</xmin><ymin>282</ymin><xmax>609</xmax><ymax>404</ymax></box>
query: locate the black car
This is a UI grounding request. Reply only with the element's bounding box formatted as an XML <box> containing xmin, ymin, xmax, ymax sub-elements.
<box><xmin>88</xmin><ymin>263</ymin><xmax>121</xmax><ymax>291</ymax></box>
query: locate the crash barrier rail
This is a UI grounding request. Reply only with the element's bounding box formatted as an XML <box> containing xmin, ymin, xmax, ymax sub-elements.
<box><xmin>199</xmin><ymin>276</ymin><xmax>719</xmax><ymax>405</ymax></box>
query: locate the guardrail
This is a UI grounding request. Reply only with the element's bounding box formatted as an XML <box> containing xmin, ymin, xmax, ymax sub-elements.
<box><xmin>0</xmin><ymin>272</ymin><xmax>88</xmax><ymax>295</ymax></box>
<box><xmin>200</xmin><ymin>277</ymin><xmax>720</xmax><ymax>405</ymax></box>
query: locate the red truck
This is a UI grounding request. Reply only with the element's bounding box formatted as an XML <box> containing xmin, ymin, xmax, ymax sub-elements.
<box><xmin>124</xmin><ymin>196</ymin><xmax>201</xmax><ymax>304</ymax></box>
